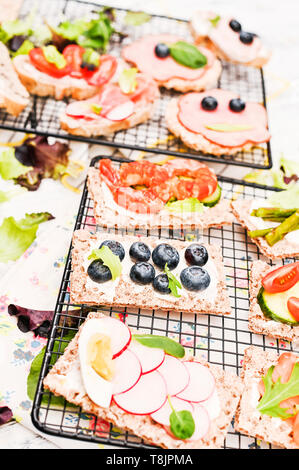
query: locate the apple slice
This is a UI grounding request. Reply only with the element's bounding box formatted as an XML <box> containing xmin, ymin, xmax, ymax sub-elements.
<box><xmin>163</xmin><ymin>404</ymin><xmax>210</xmax><ymax>441</ymax></box>
<box><xmin>157</xmin><ymin>355</ymin><xmax>189</xmax><ymax>396</ymax></box>
<box><xmin>113</xmin><ymin>370</ymin><xmax>167</xmax><ymax>415</ymax></box>
<box><xmin>151</xmin><ymin>396</ymin><xmax>193</xmax><ymax>426</ymax></box>
<box><xmin>176</xmin><ymin>361</ymin><xmax>215</xmax><ymax>403</ymax></box>
<box><xmin>129</xmin><ymin>340</ymin><xmax>165</xmax><ymax>374</ymax></box>
<box><xmin>112</xmin><ymin>349</ymin><xmax>142</xmax><ymax>395</ymax></box>
<box><xmin>104</xmin><ymin>100</ymin><xmax>134</xmax><ymax>121</ymax></box>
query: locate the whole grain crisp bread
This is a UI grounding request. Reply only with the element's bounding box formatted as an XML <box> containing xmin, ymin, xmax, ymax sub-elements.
<box><xmin>87</xmin><ymin>167</ymin><xmax>234</xmax><ymax>231</ymax></box>
<box><xmin>231</xmin><ymin>200</ymin><xmax>299</xmax><ymax>260</ymax></box>
<box><xmin>248</xmin><ymin>260</ymin><xmax>299</xmax><ymax>342</ymax></box>
<box><xmin>70</xmin><ymin>229</ymin><xmax>232</xmax><ymax>316</ymax></box>
<box><xmin>234</xmin><ymin>346</ymin><xmax>298</xmax><ymax>449</ymax></box>
<box><xmin>43</xmin><ymin>311</ymin><xmax>244</xmax><ymax>449</ymax></box>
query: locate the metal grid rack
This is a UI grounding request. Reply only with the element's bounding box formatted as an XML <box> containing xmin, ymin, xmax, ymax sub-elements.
<box><xmin>0</xmin><ymin>0</ymin><xmax>272</xmax><ymax>169</ymax></box>
<box><xmin>32</xmin><ymin>156</ymin><xmax>298</xmax><ymax>449</ymax></box>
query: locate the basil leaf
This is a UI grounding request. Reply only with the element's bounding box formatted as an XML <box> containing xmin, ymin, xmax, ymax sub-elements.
<box><xmin>205</xmin><ymin>123</ymin><xmax>253</xmax><ymax>132</ymax></box>
<box><xmin>169</xmin><ymin>41</ymin><xmax>207</xmax><ymax>69</ymax></box>
<box><xmin>169</xmin><ymin>398</ymin><xmax>195</xmax><ymax>439</ymax></box>
<box><xmin>91</xmin><ymin>104</ymin><xmax>102</xmax><ymax>115</ymax></box>
<box><xmin>42</xmin><ymin>45</ymin><xmax>66</xmax><ymax>69</ymax></box>
<box><xmin>164</xmin><ymin>263</ymin><xmax>181</xmax><ymax>298</ymax></box>
<box><xmin>133</xmin><ymin>334</ymin><xmax>185</xmax><ymax>358</ymax></box>
<box><xmin>124</xmin><ymin>11</ymin><xmax>151</xmax><ymax>26</ymax></box>
<box><xmin>118</xmin><ymin>67</ymin><xmax>138</xmax><ymax>94</ymax></box>
<box><xmin>88</xmin><ymin>245</ymin><xmax>122</xmax><ymax>280</ymax></box>
<box><xmin>166</xmin><ymin>197</ymin><xmax>204</xmax><ymax>214</ymax></box>
<box><xmin>209</xmin><ymin>15</ymin><xmax>221</xmax><ymax>27</ymax></box>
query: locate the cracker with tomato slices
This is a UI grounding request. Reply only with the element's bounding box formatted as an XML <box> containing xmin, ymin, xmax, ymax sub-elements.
<box><xmin>166</xmin><ymin>89</ymin><xmax>270</xmax><ymax>156</ymax></box>
<box><xmin>70</xmin><ymin>229</ymin><xmax>232</xmax><ymax>316</ymax></box>
<box><xmin>231</xmin><ymin>200</ymin><xmax>299</xmax><ymax>260</ymax></box>
<box><xmin>235</xmin><ymin>346</ymin><xmax>298</xmax><ymax>449</ymax></box>
<box><xmin>248</xmin><ymin>261</ymin><xmax>299</xmax><ymax>342</ymax></box>
<box><xmin>43</xmin><ymin>310</ymin><xmax>243</xmax><ymax>449</ymax></box>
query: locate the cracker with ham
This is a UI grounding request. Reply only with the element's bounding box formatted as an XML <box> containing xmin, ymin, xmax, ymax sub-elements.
<box><xmin>190</xmin><ymin>11</ymin><xmax>271</xmax><ymax>68</ymax></box>
<box><xmin>122</xmin><ymin>34</ymin><xmax>222</xmax><ymax>92</ymax></box>
<box><xmin>248</xmin><ymin>260</ymin><xmax>299</xmax><ymax>342</ymax></box>
<box><xmin>166</xmin><ymin>89</ymin><xmax>270</xmax><ymax>156</ymax></box>
<box><xmin>43</xmin><ymin>311</ymin><xmax>243</xmax><ymax>449</ymax></box>
<box><xmin>235</xmin><ymin>346</ymin><xmax>298</xmax><ymax>449</ymax></box>
<box><xmin>70</xmin><ymin>229</ymin><xmax>232</xmax><ymax>316</ymax></box>
<box><xmin>231</xmin><ymin>200</ymin><xmax>299</xmax><ymax>260</ymax></box>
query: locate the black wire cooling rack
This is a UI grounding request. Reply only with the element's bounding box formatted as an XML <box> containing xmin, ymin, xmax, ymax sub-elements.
<box><xmin>31</xmin><ymin>156</ymin><xmax>298</xmax><ymax>449</ymax></box>
<box><xmin>0</xmin><ymin>0</ymin><xmax>272</xmax><ymax>169</ymax></box>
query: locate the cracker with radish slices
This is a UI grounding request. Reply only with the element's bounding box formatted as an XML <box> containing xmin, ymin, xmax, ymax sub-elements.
<box><xmin>248</xmin><ymin>261</ymin><xmax>299</xmax><ymax>342</ymax></box>
<box><xmin>43</xmin><ymin>312</ymin><xmax>244</xmax><ymax>449</ymax></box>
<box><xmin>235</xmin><ymin>346</ymin><xmax>299</xmax><ymax>449</ymax></box>
<box><xmin>70</xmin><ymin>229</ymin><xmax>232</xmax><ymax>316</ymax></box>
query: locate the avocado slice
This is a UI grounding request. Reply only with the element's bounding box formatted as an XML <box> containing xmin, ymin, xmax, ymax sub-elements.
<box><xmin>257</xmin><ymin>283</ymin><xmax>299</xmax><ymax>326</ymax></box>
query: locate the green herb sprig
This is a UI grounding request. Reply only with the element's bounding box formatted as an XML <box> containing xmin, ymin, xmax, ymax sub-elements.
<box><xmin>88</xmin><ymin>246</ymin><xmax>122</xmax><ymax>280</ymax></box>
<box><xmin>132</xmin><ymin>334</ymin><xmax>185</xmax><ymax>358</ymax></box>
<box><xmin>164</xmin><ymin>263</ymin><xmax>182</xmax><ymax>298</ymax></box>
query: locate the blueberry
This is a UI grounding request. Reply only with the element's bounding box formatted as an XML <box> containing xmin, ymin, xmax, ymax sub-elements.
<box><xmin>99</xmin><ymin>240</ymin><xmax>125</xmax><ymax>261</ymax></box>
<box><xmin>87</xmin><ymin>260</ymin><xmax>112</xmax><ymax>283</ymax></box>
<box><xmin>130</xmin><ymin>262</ymin><xmax>155</xmax><ymax>285</ymax></box>
<box><xmin>152</xmin><ymin>244</ymin><xmax>180</xmax><ymax>270</ymax></box>
<box><xmin>185</xmin><ymin>244</ymin><xmax>209</xmax><ymax>267</ymax></box>
<box><xmin>154</xmin><ymin>43</ymin><xmax>170</xmax><ymax>58</ymax></box>
<box><xmin>153</xmin><ymin>274</ymin><xmax>171</xmax><ymax>294</ymax></box>
<box><xmin>201</xmin><ymin>96</ymin><xmax>218</xmax><ymax>111</ymax></box>
<box><xmin>229</xmin><ymin>19</ymin><xmax>241</xmax><ymax>32</ymax></box>
<box><xmin>239</xmin><ymin>31</ymin><xmax>254</xmax><ymax>44</ymax></box>
<box><xmin>129</xmin><ymin>242</ymin><xmax>151</xmax><ymax>262</ymax></box>
<box><xmin>180</xmin><ymin>266</ymin><xmax>210</xmax><ymax>292</ymax></box>
<box><xmin>229</xmin><ymin>98</ymin><xmax>246</xmax><ymax>112</ymax></box>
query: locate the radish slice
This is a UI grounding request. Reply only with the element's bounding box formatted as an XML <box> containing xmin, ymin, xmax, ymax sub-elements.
<box><xmin>112</xmin><ymin>349</ymin><xmax>142</xmax><ymax>395</ymax></box>
<box><xmin>79</xmin><ymin>317</ymin><xmax>131</xmax><ymax>359</ymax></box>
<box><xmin>104</xmin><ymin>100</ymin><xmax>134</xmax><ymax>121</ymax></box>
<box><xmin>163</xmin><ymin>404</ymin><xmax>210</xmax><ymax>442</ymax></box>
<box><xmin>129</xmin><ymin>340</ymin><xmax>165</xmax><ymax>374</ymax></box>
<box><xmin>151</xmin><ymin>397</ymin><xmax>193</xmax><ymax>426</ymax></box>
<box><xmin>176</xmin><ymin>361</ymin><xmax>215</xmax><ymax>403</ymax></box>
<box><xmin>157</xmin><ymin>355</ymin><xmax>189</xmax><ymax>396</ymax></box>
<box><xmin>66</xmin><ymin>100</ymin><xmax>97</xmax><ymax>119</ymax></box>
<box><xmin>113</xmin><ymin>370</ymin><xmax>167</xmax><ymax>415</ymax></box>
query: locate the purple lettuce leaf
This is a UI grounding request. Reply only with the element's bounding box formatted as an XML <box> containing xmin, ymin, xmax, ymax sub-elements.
<box><xmin>0</xmin><ymin>406</ymin><xmax>13</xmax><ymax>425</ymax></box>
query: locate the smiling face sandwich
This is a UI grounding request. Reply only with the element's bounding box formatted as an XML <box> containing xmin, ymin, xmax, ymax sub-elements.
<box><xmin>43</xmin><ymin>312</ymin><xmax>244</xmax><ymax>448</ymax></box>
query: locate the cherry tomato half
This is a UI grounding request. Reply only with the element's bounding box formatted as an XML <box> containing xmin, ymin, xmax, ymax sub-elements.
<box><xmin>287</xmin><ymin>297</ymin><xmax>299</xmax><ymax>322</ymax></box>
<box><xmin>86</xmin><ymin>55</ymin><xmax>117</xmax><ymax>87</ymax></box>
<box><xmin>29</xmin><ymin>48</ymin><xmax>70</xmax><ymax>78</ymax></box>
<box><xmin>63</xmin><ymin>44</ymin><xmax>85</xmax><ymax>78</ymax></box>
<box><xmin>261</xmin><ymin>261</ymin><xmax>299</xmax><ymax>294</ymax></box>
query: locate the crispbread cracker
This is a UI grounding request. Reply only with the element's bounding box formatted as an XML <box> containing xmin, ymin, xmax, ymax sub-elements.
<box><xmin>43</xmin><ymin>311</ymin><xmax>244</xmax><ymax>449</ymax></box>
<box><xmin>87</xmin><ymin>167</ymin><xmax>234</xmax><ymax>230</ymax></box>
<box><xmin>234</xmin><ymin>346</ymin><xmax>298</xmax><ymax>448</ymax></box>
<box><xmin>248</xmin><ymin>260</ymin><xmax>299</xmax><ymax>342</ymax></box>
<box><xmin>231</xmin><ymin>200</ymin><xmax>299</xmax><ymax>260</ymax></box>
<box><xmin>70</xmin><ymin>229</ymin><xmax>232</xmax><ymax>316</ymax></box>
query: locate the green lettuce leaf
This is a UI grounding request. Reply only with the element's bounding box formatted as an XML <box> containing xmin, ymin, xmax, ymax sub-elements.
<box><xmin>0</xmin><ymin>212</ymin><xmax>53</xmax><ymax>262</ymax></box>
<box><xmin>166</xmin><ymin>197</ymin><xmax>204</xmax><ymax>213</ymax></box>
<box><xmin>54</xmin><ymin>18</ymin><xmax>90</xmax><ymax>40</ymax></box>
<box><xmin>257</xmin><ymin>363</ymin><xmax>299</xmax><ymax>418</ymax></box>
<box><xmin>209</xmin><ymin>15</ymin><xmax>221</xmax><ymax>27</ymax></box>
<box><xmin>12</xmin><ymin>39</ymin><xmax>34</xmax><ymax>57</ymax></box>
<box><xmin>88</xmin><ymin>245</ymin><xmax>122</xmax><ymax>280</ymax></box>
<box><xmin>124</xmin><ymin>11</ymin><xmax>151</xmax><ymax>26</ymax></box>
<box><xmin>42</xmin><ymin>45</ymin><xmax>67</xmax><ymax>69</ymax></box>
<box><xmin>0</xmin><ymin>8</ymin><xmax>35</xmax><ymax>42</ymax></box>
<box><xmin>0</xmin><ymin>187</ymin><xmax>25</xmax><ymax>203</ymax></box>
<box><xmin>118</xmin><ymin>67</ymin><xmax>138</xmax><ymax>94</ymax></box>
<box><xmin>0</xmin><ymin>148</ymin><xmax>32</xmax><ymax>180</ymax></box>
<box><xmin>268</xmin><ymin>184</ymin><xmax>299</xmax><ymax>210</ymax></box>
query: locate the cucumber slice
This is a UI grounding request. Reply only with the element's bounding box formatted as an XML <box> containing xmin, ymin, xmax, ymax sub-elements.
<box><xmin>201</xmin><ymin>185</ymin><xmax>221</xmax><ymax>207</ymax></box>
<box><xmin>257</xmin><ymin>283</ymin><xmax>299</xmax><ymax>325</ymax></box>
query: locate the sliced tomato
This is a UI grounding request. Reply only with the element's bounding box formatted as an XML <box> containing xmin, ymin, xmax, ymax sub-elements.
<box><xmin>258</xmin><ymin>352</ymin><xmax>298</xmax><ymax>395</ymax></box>
<box><xmin>63</xmin><ymin>44</ymin><xmax>85</xmax><ymax>78</ymax></box>
<box><xmin>99</xmin><ymin>158</ymin><xmax>121</xmax><ymax>187</ymax></box>
<box><xmin>29</xmin><ymin>48</ymin><xmax>70</xmax><ymax>78</ymax></box>
<box><xmin>261</xmin><ymin>262</ymin><xmax>299</xmax><ymax>294</ymax></box>
<box><xmin>287</xmin><ymin>297</ymin><xmax>299</xmax><ymax>322</ymax></box>
<box><xmin>114</xmin><ymin>186</ymin><xmax>164</xmax><ymax>214</ymax></box>
<box><xmin>86</xmin><ymin>55</ymin><xmax>117</xmax><ymax>87</ymax></box>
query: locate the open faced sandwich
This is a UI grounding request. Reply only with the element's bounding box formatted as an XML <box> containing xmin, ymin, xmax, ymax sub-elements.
<box><xmin>70</xmin><ymin>230</ymin><xmax>231</xmax><ymax>316</ymax></box>
<box><xmin>43</xmin><ymin>312</ymin><xmax>244</xmax><ymax>449</ymax></box>
<box><xmin>88</xmin><ymin>158</ymin><xmax>233</xmax><ymax>230</ymax></box>
<box><xmin>166</xmin><ymin>89</ymin><xmax>270</xmax><ymax>156</ymax></box>
<box><xmin>60</xmin><ymin>68</ymin><xmax>159</xmax><ymax>137</ymax></box>
<box><xmin>235</xmin><ymin>346</ymin><xmax>299</xmax><ymax>448</ymax></box>
<box><xmin>190</xmin><ymin>11</ymin><xmax>271</xmax><ymax>67</ymax></box>
<box><xmin>13</xmin><ymin>44</ymin><xmax>118</xmax><ymax>100</ymax></box>
<box><xmin>248</xmin><ymin>261</ymin><xmax>299</xmax><ymax>342</ymax></box>
<box><xmin>122</xmin><ymin>34</ymin><xmax>221</xmax><ymax>92</ymax></box>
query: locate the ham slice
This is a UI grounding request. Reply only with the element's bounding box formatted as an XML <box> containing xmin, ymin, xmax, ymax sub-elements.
<box><xmin>122</xmin><ymin>34</ymin><xmax>215</xmax><ymax>82</ymax></box>
<box><xmin>178</xmin><ymin>89</ymin><xmax>270</xmax><ymax>147</ymax></box>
